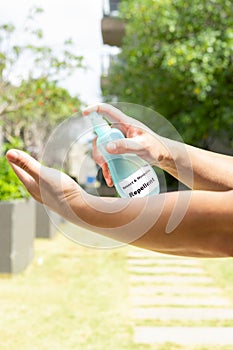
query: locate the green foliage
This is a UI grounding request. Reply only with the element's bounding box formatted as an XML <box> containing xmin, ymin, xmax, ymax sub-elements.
<box><xmin>17</xmin><ymin>77</ymin><xmax>80</xmax><ymax>121</ymax></box>
<box><xmin>1</xmin><ymin>137</ymin><xmax>24</xmax><ymax>153</ymax></box>
<box><xmin>3</xmin><ymin>77</ymin><xmax>81</xmax><ymax>151</ymax></box>
<box><xmin>103</xmin><ymin>0</ymin><xmax>233</xmax><ymax>147</ymax></box>
<box><xmin>0</xmin><ymin>153</ymin><xmax>29</xmax><ymax>201</ymax></box>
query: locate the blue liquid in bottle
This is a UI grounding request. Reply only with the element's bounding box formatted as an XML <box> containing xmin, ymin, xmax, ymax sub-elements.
<box><xmin>89</xmin><ymin>112</ymin><xmax>160</xmax><ymax>198</ymax></box>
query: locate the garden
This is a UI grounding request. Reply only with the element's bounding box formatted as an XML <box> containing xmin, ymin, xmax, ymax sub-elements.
<box><xmin>0</xmin><ymin>1</ymin><xmax>233</xmax><ymax>348</ymax></box>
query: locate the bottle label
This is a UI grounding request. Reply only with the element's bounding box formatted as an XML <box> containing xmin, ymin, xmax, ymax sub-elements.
<box><xmin>118</xmin><ymin>164</ymin><xmax>159</xmax><ymax>198</ymax></box>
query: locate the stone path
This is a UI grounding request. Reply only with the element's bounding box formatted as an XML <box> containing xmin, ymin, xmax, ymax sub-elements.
<box><xmin>127</xmin><ymin>247</ymin><xmax>233</xmax><ymax>347</ymax></box>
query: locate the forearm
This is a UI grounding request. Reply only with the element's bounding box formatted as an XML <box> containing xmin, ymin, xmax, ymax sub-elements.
<box><xmin>160</xmin><ymin>138</ymin><xmax>233</xmax><ymax>191</ymax></box>
<box><xmin>6</xmin><ymin>148</ymin><xmax>232</xmax><ymax>259</ymax></box>
<box><xmin>133</xmin><ymin>189</ymin><xmax>233</xmax><ymax>257</ymax></box>
<box><xmin>69</xmin><ymin>189</ymin><xmax>233</xmax><ymax>258</ymax></box>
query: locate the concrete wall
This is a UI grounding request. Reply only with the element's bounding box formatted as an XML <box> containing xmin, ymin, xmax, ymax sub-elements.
<box><xmin>35</xmin><ymin>202</ymin><xmax>62</xmax><ymax>239</ymax></box>
<box><xmin>0</xmin><ymin>199</ymin><xmax>35</xmax><ymax>274</ymax></box>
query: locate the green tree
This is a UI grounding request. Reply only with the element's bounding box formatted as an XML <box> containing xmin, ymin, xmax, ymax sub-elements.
<box><xmin>103</xmin><ymin>0</ymin><xmax>233</xmax><ymax>149</ymax></box>
<box><xmin>0</xmin><ymin>7</ymin><xmax>83</xmax><ymax>153</ymax></box>
<box><xmin>3</xmin><ymin>77</ymin><xmax>81</xmax><ymax>153</ymax></box>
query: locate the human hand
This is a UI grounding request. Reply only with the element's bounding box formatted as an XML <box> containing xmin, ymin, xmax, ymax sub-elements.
<box><xmin>83</xmin><ymin>103</ymin><xmax>170</xmax><ymax>186</ymax></box>
<box><xmin>6</xmin><ymin>149</ymin><xmax>83</xmax><ymax>222</ymax></box>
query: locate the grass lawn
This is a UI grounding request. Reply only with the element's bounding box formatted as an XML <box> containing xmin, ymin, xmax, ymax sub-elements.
<box><xmin>0</xmin><ymin>229</ymin><xmax>134</xmax><ymax>350</ymax></box>
<box><xmin>200</xmin><ymin>257</ymin><xmax>233</xmax><ymax>302</ymax></box>
<box><xmin>0</xmin><ymin>224</ymin><xmax>232</xmax><ymax>350</ymax></box>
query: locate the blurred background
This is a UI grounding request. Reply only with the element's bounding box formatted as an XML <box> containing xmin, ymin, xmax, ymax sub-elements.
<box><xmin>0</xmin><ymin>1</ymin><xmax>233</xmax><ymax>349</ymax></box>
<box><xmin>0</xmin><ymin>0</ymin><xmax>232</xmax><ymax>191</ymax></box>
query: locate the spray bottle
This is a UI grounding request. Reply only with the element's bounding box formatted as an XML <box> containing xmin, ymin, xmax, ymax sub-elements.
<box><xmin>89</xmin><ymin>112</ymin><xmax>160</xmax><ymax>198</ymax></box>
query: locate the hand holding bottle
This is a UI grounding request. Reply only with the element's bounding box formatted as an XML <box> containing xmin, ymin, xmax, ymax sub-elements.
<box><xmin>83</xmin><ymin>103</ymin><xmax>171</xmax><ymax>188</ymax></box>
<box><xmin>87</xmin><ymin>110</ymin><xmax>160</xmax><ymax>197</ymax></box>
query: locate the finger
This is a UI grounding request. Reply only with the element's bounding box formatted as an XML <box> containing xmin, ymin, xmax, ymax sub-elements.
<box><xmin>6</xmin><ymin>149</ymin><xmax>41</xmax><ymax>182</ymax></box>
<box><xmin>92</xmin><ymin>137</ymin><xmax>113</xmax><ymax>186</ymax></box>
<box><xmin>106</xmin><ymin>138</ymin><xmax>143</xmax><ymax>155</ymax></box>
<box><xmin>82</xmin><ymin>104</ymin><xmax>98</xmax><ymax>115</ymax></box>
<box><xmin>82</xmin><ymin>103</ymin><xmax>131</xmax><ymax>125</ymax></box>
<box><xmin>83</xmin><ymin>103</ymin><xmax>149</xmax><ymax>138</ymax></box>
<box><xmin>102</xmin><ymin>163</ymin><xmax>113</xmax><ymax>187</ymax></box>
<box><xmin>126</xmin><ymin>125</ymin><xmax>143</xmax><ymax>138</ymax></box>
<box><xmin>9</xmin><ymin>161</ymin><xmax>34</xmax><ymax>185</ymax></box>
<box><xmin>8</xmin><ymin>162</ymin><xmax>42</xmax><ymax>202</ymax></box>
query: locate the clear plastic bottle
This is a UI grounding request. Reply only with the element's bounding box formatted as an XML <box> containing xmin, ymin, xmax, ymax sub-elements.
<box><xmin>89</xmin><ymin>112</ymin><xmax>160</xmax><ymax>198</ymax></box>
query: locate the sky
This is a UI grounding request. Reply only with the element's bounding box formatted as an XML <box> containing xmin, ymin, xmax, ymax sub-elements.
<box><xmin>0</xmin><ymin>0</ymin><xmax>106</xmax><ymax>105</ymax></box>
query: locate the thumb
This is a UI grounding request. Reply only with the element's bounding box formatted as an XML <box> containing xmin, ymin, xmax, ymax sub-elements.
<box><xmin>106</xmin><ymin>139</ymin><xmax>142</xmax><ymax>155</ymax></box>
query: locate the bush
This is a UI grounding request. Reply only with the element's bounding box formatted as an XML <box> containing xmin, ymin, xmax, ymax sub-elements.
<box><xmin>0</xmin><ymin>153</ymin><xmax>29</xmax><ymax>201</ymax></box>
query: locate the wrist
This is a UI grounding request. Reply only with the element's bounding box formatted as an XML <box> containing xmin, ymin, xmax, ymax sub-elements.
<box><xmin>152</xmin><ymin>136</ymin><xmax>178</xmax><ymax>170</ymax></box>
<box><xmin>157</xmin><ymin>138</ymin><xmax>193</xmax><ymax>188</ymax></box>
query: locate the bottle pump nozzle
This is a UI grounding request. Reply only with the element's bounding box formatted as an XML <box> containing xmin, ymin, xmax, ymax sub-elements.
<box><xmin>89</xmin><ymin>112</ymin><xmax>111</xmax><ymax>137</ymax></box>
